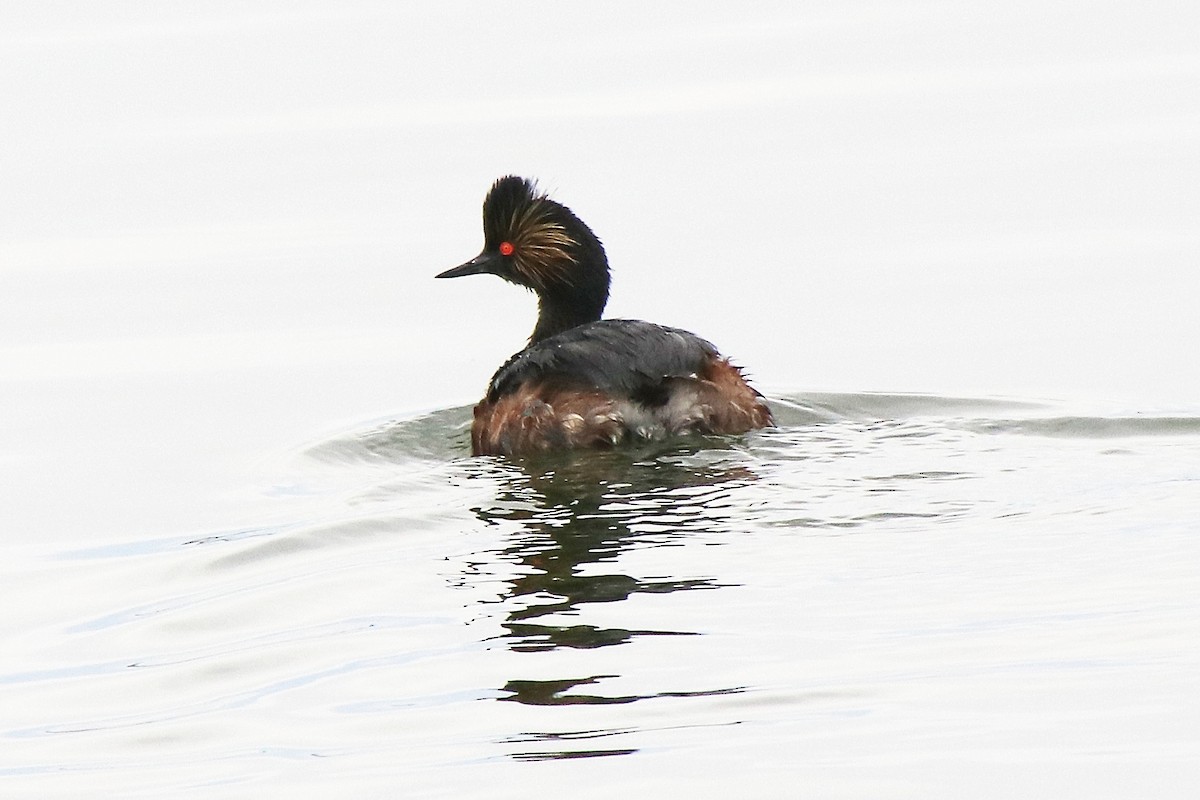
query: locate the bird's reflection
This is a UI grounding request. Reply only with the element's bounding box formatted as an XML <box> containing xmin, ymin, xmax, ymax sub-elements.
<box><xmin>458</xmin><ymin>441</ymin><xmax>760</xmax><ymax>720</ymax></box>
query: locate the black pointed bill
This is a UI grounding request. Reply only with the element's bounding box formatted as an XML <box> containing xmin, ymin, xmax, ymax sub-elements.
<box><xmin>436</xmin><ymin>252</ymin><xmax>499</xmax><ymax>279</ymax></box>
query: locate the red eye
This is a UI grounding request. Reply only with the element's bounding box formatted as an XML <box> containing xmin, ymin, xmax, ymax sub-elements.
<box><xmin>499</xmin><ymin>241</ymin><xmax>514</xmax><ymax>256</ymax></box>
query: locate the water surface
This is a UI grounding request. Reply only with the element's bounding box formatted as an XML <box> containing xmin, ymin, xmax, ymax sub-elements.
<box><xmin>3</xmin><ymin>2</ymin><xmax>1198</xmax><ymax>795</ymax></box>
<box><xmin>4</xmin><ymin>393</ymin><xmax>1197</xmax><ymax>796</ymax></box>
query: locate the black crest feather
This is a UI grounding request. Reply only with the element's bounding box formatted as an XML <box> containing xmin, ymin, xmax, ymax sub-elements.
<box><xmin>477</xmin><ymin>176</ymin><xmax>610</xmax><ymax>342</ymax></box>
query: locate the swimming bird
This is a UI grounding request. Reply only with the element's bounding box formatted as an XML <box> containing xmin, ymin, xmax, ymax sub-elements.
<box><xmin>437</xmin><ymin>176</ymin><xmax>772</xmax><ymax>456</ymax></box>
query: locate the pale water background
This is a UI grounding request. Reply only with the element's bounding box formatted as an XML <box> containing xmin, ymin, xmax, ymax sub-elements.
<box><xmin>3</xmin><ymin>2</ymin><xmax>1199</xmax><ymax>797</ymax></box>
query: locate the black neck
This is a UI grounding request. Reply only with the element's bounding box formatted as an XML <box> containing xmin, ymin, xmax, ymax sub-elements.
<box><xmin>530</xmin><ymin>290</ymin><xmax>605</xmax><ymax>345</ymax></box>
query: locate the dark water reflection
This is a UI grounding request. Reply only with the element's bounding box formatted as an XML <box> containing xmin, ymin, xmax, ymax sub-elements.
<box><xmin>458</xmin><ymin>443</ymin><xmax>759</xmax><ymax>718</ymax></box>
<box><xmin>293</xmin><ymin>392</ymin><xmax>1200</xmax><ymax>766</ymax></box>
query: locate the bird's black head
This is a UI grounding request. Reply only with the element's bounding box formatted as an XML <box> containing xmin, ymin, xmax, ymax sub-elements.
<box><xmin>437</xmin><ymin>176</ymin><xmax>610</xmax><ymax>344</ymax></box>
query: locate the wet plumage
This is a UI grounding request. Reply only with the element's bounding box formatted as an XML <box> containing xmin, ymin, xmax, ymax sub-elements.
<box><xmin>436</xmin><ymin>176</ymin><xmax>772</xmax><ymax>456</ymax></box>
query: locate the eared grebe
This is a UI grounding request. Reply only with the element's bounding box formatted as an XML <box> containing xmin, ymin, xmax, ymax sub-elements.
<box><xmin>437</xmin><ymin>176</ymin><xmax>773</xmax><ymax>456</ymax></box>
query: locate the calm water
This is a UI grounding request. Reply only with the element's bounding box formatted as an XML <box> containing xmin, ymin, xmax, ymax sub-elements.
<box><xmin>4</xmin><ymin>393</ymin><xmax>1198</xmax><ymax>796</ymax></box>
<box><xmin>4</xmin><ymin>2</ymin><xmax>1199</xmax><ymax>796</ymax></box>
